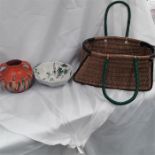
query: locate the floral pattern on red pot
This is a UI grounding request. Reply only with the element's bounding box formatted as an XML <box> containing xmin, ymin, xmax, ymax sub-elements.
<box><xmin>0</xmin><ymin>59</ymin><xmax>34</xmax><ymax>93</ymax></box>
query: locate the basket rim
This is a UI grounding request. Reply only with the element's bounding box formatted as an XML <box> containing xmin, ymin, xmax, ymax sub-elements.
<box><xmin>91</xmin><ymin>52</ymin><xmax>152</xmax><ymax>60</ymax></box>
<box><xmin>82</xmin><ymin>36</ymin><xmax>154</xmax><ymax>57</ymax></box>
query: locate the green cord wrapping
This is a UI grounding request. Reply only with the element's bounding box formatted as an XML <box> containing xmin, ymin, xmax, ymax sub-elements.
<box><xmin>104</xmin><ymin>1</ymin><xmax>131</xmax><ymax>37</ymax></box>
<box><xmin>101</xmin><ymin>58</ymin><xmax>140</xmax><ymax>105</ymax></box>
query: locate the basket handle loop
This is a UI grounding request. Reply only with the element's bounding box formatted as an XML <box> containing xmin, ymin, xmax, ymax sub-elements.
<box><xmin>102</xmin><ymin>58</ymin><xmax>140</xmax><ymax>105</ymax></box>
<box><xmin>104</xmin><ymin>1</ymin><xmax>131</xmax><ymax>37</ymax></box>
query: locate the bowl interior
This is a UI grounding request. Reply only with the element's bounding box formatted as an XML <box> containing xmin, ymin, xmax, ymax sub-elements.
<box><xmin>34</xmin><ymin>61</ymin><xmax>73</xmax><ymax>84</ymax></box>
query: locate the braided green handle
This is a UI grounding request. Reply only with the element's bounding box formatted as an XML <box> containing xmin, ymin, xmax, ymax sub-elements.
<box><xmin>104</xmin><ymin>1</ymin><xmax>131</xmax><ymax>37</ymax></box>
<box><xmin>102</xmin><ymin>58</ymin><xmax>140</xmax><ymax>105</ymax></box>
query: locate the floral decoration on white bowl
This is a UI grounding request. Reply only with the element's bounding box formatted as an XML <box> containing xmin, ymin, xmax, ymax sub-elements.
<box><xmin>33</xmin><ymin>61</ymin><xmax>73</xmax><ymax>87</ymax></box>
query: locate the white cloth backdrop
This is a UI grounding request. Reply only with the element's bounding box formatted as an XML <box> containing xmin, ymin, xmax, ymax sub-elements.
<box><xmin>0</xmin><ymin>0</ymin><xmax>155</xmax><ymax>155</ymax></box>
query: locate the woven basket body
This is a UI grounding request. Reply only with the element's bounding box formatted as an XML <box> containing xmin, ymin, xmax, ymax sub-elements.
<box><xmin>74</xmin><ymin>1</ymin><xmax>155</xmax><ymax>105</ymax></box>
<box><xmin>74</xmin><ymin>36</ymin><xmax>154</xmax><ymax>91</ymax></box>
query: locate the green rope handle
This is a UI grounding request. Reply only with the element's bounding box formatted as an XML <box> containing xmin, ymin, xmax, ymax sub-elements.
<box><xmin>102</xmin><ymin>58</ymin><xmax>140</xmax><ymax>105</ymax></box>
<box><xmin>104</xmin><ymin>1</ymin><xmax>131</xmax><ymax>37</ymax></box>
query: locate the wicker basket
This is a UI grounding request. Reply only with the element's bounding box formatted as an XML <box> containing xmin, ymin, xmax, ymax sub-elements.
<box><xmin>74</xmin><ymin>1</ymin><xmax>154</xmax><ymax>105</ymax></box>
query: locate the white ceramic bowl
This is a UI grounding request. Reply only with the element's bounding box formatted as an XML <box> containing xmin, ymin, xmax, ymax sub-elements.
<box><xmin>33</xmin><ymin>61</ymin><xmax>73</xmax><ymax>87</ymax></box>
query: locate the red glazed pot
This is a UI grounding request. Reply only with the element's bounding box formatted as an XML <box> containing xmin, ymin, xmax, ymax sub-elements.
<box><xmin>0</xmin><ymin>59</ymin><xmax>34</xmax><ymax>93</ymax></box>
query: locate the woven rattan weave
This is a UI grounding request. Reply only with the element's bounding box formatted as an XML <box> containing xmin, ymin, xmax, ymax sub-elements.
<box><xmin>74</xmin><ymin>1</ymin><xmax>154</xmax><ymax>105</ymax></box>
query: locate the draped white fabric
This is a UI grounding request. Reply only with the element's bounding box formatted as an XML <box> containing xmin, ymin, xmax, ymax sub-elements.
<box><xmin>0</xmin><ymin>0</ymin><xmax>155</xmax><ymax>154</ymax></box>
<box><xmin>0</xmin><ymin>125</ymin><xmax>83</xmax><ymax>155</ymax></box>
